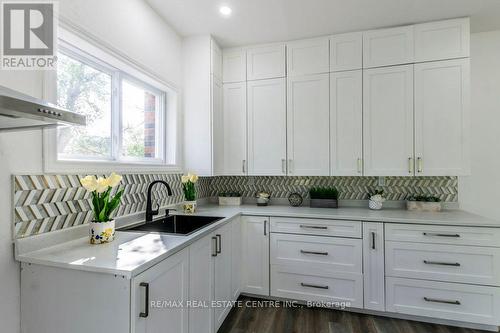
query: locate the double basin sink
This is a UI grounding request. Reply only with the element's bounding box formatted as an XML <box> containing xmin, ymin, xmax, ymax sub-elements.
<box><xmin>121</xmin><ymin>215</ymin><xmax>225</xmax><ymax>236</ymax></box>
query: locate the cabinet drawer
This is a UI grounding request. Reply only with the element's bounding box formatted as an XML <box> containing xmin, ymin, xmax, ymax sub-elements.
<box><xmin>270</xmin><ymin>217</ymin><xmax>361</xmax><ymax>238</ymax></box>
<box><xmin>386</xmin><ymin>277</ymin><xmax>500</xmax><ymax>325</ymax></box>
<box><xmin>386</xmin><ymin>242</ymin><xmax>500</xmax><ymax>286</ymax></box>
<box><xmin>270</xmin><ymin>233</ymin><xmax>362</xmax><ymax>273</ymax></box>
<box><xmin>385</xmin><ymin>223</ymin><xmax>500</xmax><ymax>247</ymax></box>
<box><xmin>271</xmin><ymin>264</ymin><xmax>363</xmax><ymax>308</ymax></box>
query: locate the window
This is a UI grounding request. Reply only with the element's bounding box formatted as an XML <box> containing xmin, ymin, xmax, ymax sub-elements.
<box><xmin>54</xmin><ymin>45</ymin><xmax>168</xmax><ymax>166</ymax></box>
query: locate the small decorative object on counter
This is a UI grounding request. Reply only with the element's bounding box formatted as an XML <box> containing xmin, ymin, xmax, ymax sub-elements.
<box><xmin>368</xmin><ymin>190</ymin><xmax>386</xmax><ymax>210</ymax></box>
<box><xmin>256</xmin><ymin>191</ymin><xmax>271</xmax><ymax>206</ymax></box>
<box><xmin>309</xmin><ymin>187</ymin><xmax>339</xmax><ymax>208</ymax></box>
<box><xmin>182</xmin><ymin>173</ymin><xmax>198</xmax><ymax>213</ymax></box>
<box><xmin>406</xmin><ymin>194</ymin><xmax>442</xmax><ymax>212</ymax></box>
<box><xmin>218</xmin><ymin>192</ymin><xmax>243</xmax><ymax>206</ymax></box>
<box><xmin>288</xmin><ymin>192</ymin><xmax>303</xmax><ymax>207</ymax></box>
<box><xmin>80</xmin><ymin>173</ymin><xmax>123</xmax><ymax>244</ymax></box>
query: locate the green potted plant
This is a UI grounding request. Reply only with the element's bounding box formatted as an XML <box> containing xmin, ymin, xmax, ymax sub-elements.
<box><xmin>406</xmin><ymin>194</ymin><xmax>442</xmax><ymax>212</ymax></box>
<box><xmin>309</xmin><ymin>187</ymin><xmax>339</xmax><ymax>208</ymax></box>
<box><xmin>80</xmin><ymin>173</ymin><xmax>124</xmax><ymax>244</ymax></box>
<box><xmin>218</xmin><ymin>191</ymin><xmax>242</xmax><ymax>206</ymax></box>
<box><xmin>181</xmin><ymin>173</ymin><xmax>199</xmax><ymax>213</ymax></box>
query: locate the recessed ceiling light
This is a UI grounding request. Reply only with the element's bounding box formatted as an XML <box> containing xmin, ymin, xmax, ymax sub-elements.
<box><xmin>219</xmin><ymin>5</ymin><xmax>232</xmax><ymax>17</ymax></box>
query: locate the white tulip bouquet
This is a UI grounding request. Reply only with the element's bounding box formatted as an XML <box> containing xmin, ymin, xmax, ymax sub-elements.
<box><xmin>80</xmin><ymin>172</ymin><xmax>124</xmax><ymax>222</ymax></box>
<box><xmin>181</xmin><ymin>173</ymin><xmax>199</xmax><ymax>201</ymax></box>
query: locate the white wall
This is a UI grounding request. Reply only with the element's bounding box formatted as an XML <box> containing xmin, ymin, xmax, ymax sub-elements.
<box><xmin>459</xmin><ymin>30</ymin><xmax>500</xmax><ymax>221</ymax></box>
<box><xmin>0</xmin><ymin>1</ymin><xmax>182</xmax><ymax>332</ymax></box>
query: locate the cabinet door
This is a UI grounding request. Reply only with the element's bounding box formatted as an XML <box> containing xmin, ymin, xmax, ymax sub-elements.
<box><xmin>247</xmin><ymin>43</ymin><xmax>285</xmax><ymax>80</ymax></box>
<box><xmin>211</xmin><ymin>39</ymin><xmax>222</xmax><ymax>80</ymax></box>
<box><xmin>223</xmin><ymin>82</ymin><xmax>247</xmax><ymax>175</ymax></box>
<box><xmin>132</xmin><ymin>248</ymin><xmax>189</xmax><ymax>333</ymax></box>
<box><xmin>414</xmin><ymin>58</ymin><xmax>470</xmax><ymax>176</ymax></box>
<box><xmin>330</xmin><ymin>32</ymin><xmax>362</xmax><ymax>72</ymax></box>
<box><xmin>213</xmin><ymin>222</ymin><xmax>233</xmax><ymax>331</ymax></box>
<box><xmin>212</xmin><ymin>76</ymin><xmax>224</xmax><ymax>175</ymax></box>
<box><xmin>363</xmin><ymin>65</ymin><xmax>414</xmax><ymax>176</ymax></box>
<box><xmin>287</xmin><ymin>74</ymin><xmax>330</xmax><ymax>176</ymax></box>
<box><xmin>242</xmin><ymin>216</ymin><xmax>270</xmax><ymax>296</ymax></box>
<box><xmin>189</xmin><ymin>234</ymin><xmax>216</xmax><ymax>333</ymax></box>
<box><xmin>330</xmin><ymin>70</ymin><xmax>363</xmax><ymax>176</ymax></box>
<box><xmin>223</xmin><ymin>48</ymin><xmax>246</xmax><ymax>83</ymax></box>
<box><xmin>231</xmin><ymin>218</ymin><xmax>242</xmax><ymax>300</ymax></box>
<box><xmin>363</xmin><ymin>26</ymin><xmax>414</xmax><ymax>68</ymax></box>
<box><xmin>363</xmin><ymin>222</ymin><xmax>385</xmax><ymax>311</ymax></box>
<box><xmin>287</xmin><ymin>37</ymin><xmax>329</xmax><ymax>76</ymax></box>
<box><xmin>415</xmin><ymin>18</ymin><xmax>470</xmax><ymax>63</ymax></box>
<box><xmin>247</xmin><ymin>78</ymin><xmax>287</xmax><ymax>175</ymax></box>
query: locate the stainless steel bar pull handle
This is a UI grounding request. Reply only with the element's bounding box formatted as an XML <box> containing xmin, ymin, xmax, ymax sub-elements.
<box><xmin>216</xmin><ymin>234</ymin><xmax>221</xmax><ymax>254</ymax></box>
<box><xmin>424</xmin><ymin>297</ymin><xmax>461</xmax><ymax>305</ymax></box>
<box><xmin>371</xmin><ymin>232</ymin><xmax>376</xmax><ymax>250</ymax></box>
<box><xmin>139</xmin><ymin>282</ymin><xmax>149</xmax><ymax>318</ymax></box>
<box><xmin>212</xmin><ymin>236</ymin><xmax>218</xmax><ymax>257</ymax></box>
<box><xmin>417</xmin><ymin>157</ymin><xmax>423</xmax><ymax>173</ymax></box>
<box><xmin>357</xmin><ymin>158</ymin><xmax>362</xmax><ymax>174</ymax></box>
<box><xmin>423</xmin><ymin>260</ymin><xmax>461</xmax><ymax>267</ymax></box>
<box><xmin>242</xmin><ymin>160</ymin><xmax>246</xmax><ymax>174</ymax></box>
<box><xmin>423</xmin><ymin>232</ymin><xmax>460</xmax><ymax>238</ymax></box>
<box><xmin>300</xmin><ymin>250</ymin><xmax>328</xmax><ymax>256</ymax></box>
<box><xmin>288</xmin><ymin>159</ymin><xmax>293</xmax><ymax>174</ymax></box>
<box><xmin>264</xmin><ymin>220</ymin><xmax>267</xmax><ymax>236</ymax></box>
<box><xmin>408</xmin><ymin>157</ymin><xmax>414</xmax><ymax>174</ymax></box>
<box><xmin>300</xmin><ymin>225</ymin><xmax>328</xmax><ymax>230</ymax></box>
<box><xmin>282</xmin><ymin>159</ymin><xmax>286</xmax><ymax>174</ymax></box>
<box><xmin>301</xmin><ymin>282</ymin><xmax>329</xmax><ymax>290</ymax></box>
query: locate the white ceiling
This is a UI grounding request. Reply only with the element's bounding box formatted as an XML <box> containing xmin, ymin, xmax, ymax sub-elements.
<box><xmin>146</xmin><ymin>0</ymin><xmax>500</xmax><ymax>47</ymax></box>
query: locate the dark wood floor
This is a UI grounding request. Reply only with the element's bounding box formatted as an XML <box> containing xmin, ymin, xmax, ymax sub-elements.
<box><xmin>219</xmin><ymin>296</ymin><xmax>491</xmax><ymax>333</ymax></box>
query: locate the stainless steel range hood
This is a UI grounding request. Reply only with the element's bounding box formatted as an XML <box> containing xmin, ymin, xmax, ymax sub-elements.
<box><xmin>0</xmin><ymin>85</ymin><xmax>86</xmax><ymax>131</ymax></box>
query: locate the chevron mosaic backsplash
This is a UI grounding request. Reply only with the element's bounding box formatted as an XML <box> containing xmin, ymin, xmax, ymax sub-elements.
<box><xmin>205</xmin><ymin>176</ymin><xmax>458</xmax><ymax>202</ymax></box>
<box><xmin>13</xmin><ymin>173</ymin><xmax>211</xmax><ymax>239</ymax></box>
<box><xmin>12</xmin><ymin>173</ymin><xmax>456</xmax><ymax>239</ymax></box>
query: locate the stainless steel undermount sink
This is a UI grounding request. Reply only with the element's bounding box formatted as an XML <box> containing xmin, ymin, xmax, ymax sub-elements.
<box><xmin>120</xmin><ymin>215</ymin><xmax>225</xmax><ymax>236</ymax></box>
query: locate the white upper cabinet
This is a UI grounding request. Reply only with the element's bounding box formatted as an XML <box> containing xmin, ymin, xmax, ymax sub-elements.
<box><xmin>414</xmin><ymin>18</ymin><xmax>470</xmax><ymax>63</ymax></box>
<box><xmin>223</xmin><ymin>48</ymin><xmax>246</xmax><ymax>83</ymax></box>
<box><xmin>247</xmin><ymin>78</ymin><xmax>287</xmax><ymax>175</ymax></box>
<box><xmin>212</xmin><ymin>76</ymin><xmax>224</xmax><ymax>176</ymax></box>
<box><xmin>330</xmin><ymin>70</ymin><xmax>363</xmax><ymax>176</ymax></box>
<box><xmin>414</xmin><ymin>58</ymin><xmax>470</xmax><ymax>176</ymax></box>
<box><xmin>363</xmin><ymin>65</ymin><xmax>414</xmax><ymax>176</ymax></box>
<box><xmin>287</xmin><ymin>37</ymin><xmax>329</xmax><ymax>76</ymax></box>
<box><xmin>246</xmin><ymin>43</ymin><xmax>286</xmax><ymax>80</ymax></box>
<box><xmin>330</xmin><ymin>32</ymin><xmax>363</xmax><ymax>72</ymax></box>
<box><xmin>363</xmin><ymin>26</ymin><xmax>414</xmax><ymax>68</ymax></box>
<box><xmin>222</xmin><ymin>82</ymin><xmax>247</xmax><ymax>175</ymax></box>
<box><xmin>287</xmin><ymin>73</ymin><xmax>330</xmax><ymax>176</ymax></box>
<box><xmin>211</xmin><ymin>39</ymin><xmax>222</xmax><ymax>80</ymax></box>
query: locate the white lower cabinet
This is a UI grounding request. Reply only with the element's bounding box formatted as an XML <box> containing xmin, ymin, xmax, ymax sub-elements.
<box><xmin>213</xmin><ymin>222</ymin><xmax>234</xmax><ymax>331</ymax></box>
<box><xmin>271</xmin><ymin>264</ymin><xmax>364</xmax><ymax>308</ymax></box>
<box><xmin>362</xmin><ymin>222</ymin><xmax>385</xmax><ymax>311</ymax></box>
<box><xmin>231</xmin><ymin>217</ymin><xmax>242</xmax><ymax>299</ymax></box>
<box><xmin>386</xmin><ymin>277</ymin><xmax>500</xmax><ymax>325</ymax></box>
<box><xmin>241</xmin><ymin>216</ymin><xmax>270</xmax><ymax>296</ymax></box>
<box><xmin>133</xmin><ymin>248</ymin><xmax>190</xmax><ymax>333</ymax></box>
<box><xmin>188</xmin><ymin>234</ymin><xmax>216</xmax><ymax>333</ymax></box>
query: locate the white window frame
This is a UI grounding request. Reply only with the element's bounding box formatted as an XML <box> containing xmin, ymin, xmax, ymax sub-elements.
<box><xmin>43</xmin><ymin>27</ymin><xmax>181</xmax><ymax>173</ymax></box>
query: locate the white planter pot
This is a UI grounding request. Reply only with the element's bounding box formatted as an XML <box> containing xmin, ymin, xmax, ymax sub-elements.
<box><xmin>218</xmin><ymin>196</ymin><xmax>242</xmax><ymax>206</ymax></box>
<box><xmin>406</xmin><ymin>201</ymin><xmax>442</xmax><ymax>212</ymax></box>
<box><xmin>183</xmin><ymin>200</ymin><xmax>197</xmax><ymax>213</ymax></box>
<box><xmin>369</xmin><ymin>200</ymin><xmax>383</xmax><ymax>210</ymax></box>
<box><xmin>89</xmin><ymin>220</ymin><xmax>115</xmax><ymax>244</ymax></box>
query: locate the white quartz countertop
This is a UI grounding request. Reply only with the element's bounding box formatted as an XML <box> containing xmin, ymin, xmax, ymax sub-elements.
<box><xmin>15</xmin><ymin>204</ymin><xmax>500</xmax><ymax>279</ymax></box>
